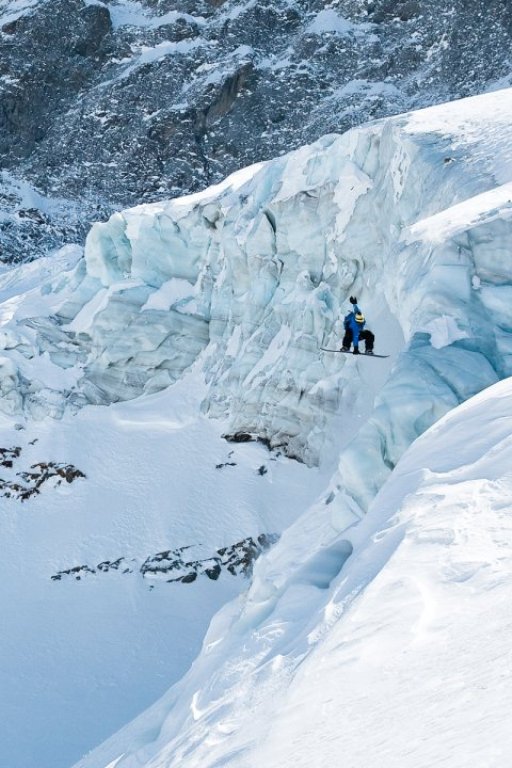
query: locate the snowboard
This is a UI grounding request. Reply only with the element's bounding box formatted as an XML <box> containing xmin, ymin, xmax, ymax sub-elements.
<box><xmin>320</xmin><ymin>348</ymin><xmax>390</xmax><ymax>358</ymax></box>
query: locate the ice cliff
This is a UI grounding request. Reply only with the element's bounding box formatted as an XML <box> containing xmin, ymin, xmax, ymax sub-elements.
<box><xmin>62</xmin><ymin>86</ymin><xmax>512</xmax><ymax>767</ymax></box>
<box><xmin>2</xmin><ymin>87</ymin><xmax>512</xmax><ymax>768</ymax></box>
<box><xmin>69</xmin><ymin>91</ymin><xmax>512</xmax><ymax>768</ymax></box>
<box><xmin>4</xmin><ymin>89</ymin><xmax>512</xmax><ymax>480</ymax></box>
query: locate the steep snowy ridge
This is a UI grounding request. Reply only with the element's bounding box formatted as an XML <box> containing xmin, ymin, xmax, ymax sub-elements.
<box><xmin>103</xmin><ymin>375</ymin><xmax>512</xmax><ymax>768</ymax></box>
<box><xmin>63</xmin><ymin>88</ymin><xmax>512</xmax><ymax>768</ymax></box>
<box><xmin>72</xmin><ymin>374</ymin><xmax>512</xmax><ymax>768</ymax></box>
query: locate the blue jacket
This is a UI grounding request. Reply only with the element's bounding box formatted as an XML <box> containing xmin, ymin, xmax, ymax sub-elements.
<box><xmin>344</xmin><ymin>304</ymin><xmax>365</xmax><ymax>345</ymax></box>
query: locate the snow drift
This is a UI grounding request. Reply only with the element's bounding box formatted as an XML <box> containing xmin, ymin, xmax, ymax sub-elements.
<box><xmin>78</xmin><ymin>368</ymin><xmax>512</xmax><ymax>768</ymax></box>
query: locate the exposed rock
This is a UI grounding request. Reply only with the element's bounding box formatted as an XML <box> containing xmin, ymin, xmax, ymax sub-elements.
<box><xmin>1</xmin><ymin>18</ymin><xmax>18</xmax><ymax>34</ymax></box>
<box><xmin>51</xmin><ymin>564</ymin><xmax>96</xmax><ymax>581</ymax></box>
<box><xmin>1</xmin><ymin>0</ymin><xmax>512</xmax><ymax>261</ymax></box>
<box><xmin>51</xmin><ymin>534</ymin><xmax>280</xmax><ymax>584</ymax></box>
<box><xmin>0</xmin><ymin>445</ymin><xmax>85</xmax><ymax>500</ymax></box>
<box><xmin>0</xmin><ymin>446</ymin><xmax>21</xmax><ymax>468</ymax></box>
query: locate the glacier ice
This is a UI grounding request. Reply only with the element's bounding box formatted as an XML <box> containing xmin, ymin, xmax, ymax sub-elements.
<box><xmin>51</xmin><ymin>87</ymin><xmax>512</xmax><ymax>768</ymax></box>
<box><xmin>2</xmin><ymin>90</ymin><xmax>512</xmax><ymax>476</ymax></box>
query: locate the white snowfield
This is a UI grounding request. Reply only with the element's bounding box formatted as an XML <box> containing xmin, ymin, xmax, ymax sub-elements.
<box><xmin>75</xmin><ymin>365</ymin><xmax>512</xmax><ymax>768</ymax></box>
<box><xmin>1</xmin><ymin>88</ymin><xmax>512</xmax><ymax>768</ymax></box>
<box><xmin>0</xmin><ymin>336</ymin><xmax>328</xmax><ymax>768</ymax></box>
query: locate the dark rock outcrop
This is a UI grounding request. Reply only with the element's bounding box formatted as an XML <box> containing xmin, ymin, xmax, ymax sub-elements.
<box><xmin>51</xmin><ymin>533</ymin><xmax>279</xmax><ymax>583</ymax></box>
<box><xmin>0</xmin><ymin>443</ymin><xmax>85</xmax><ymax>499</ymax></box>
<box><xmin>1</xmin><ymin>0</ymin><xmax>512</xmax><ymax>261</ymax></box>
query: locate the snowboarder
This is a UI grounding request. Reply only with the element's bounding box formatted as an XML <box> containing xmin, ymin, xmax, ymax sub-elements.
<box><xmin>341</xmin><ymin>296</ymin><xmax>375</xmax><ymax>355</ymax></box>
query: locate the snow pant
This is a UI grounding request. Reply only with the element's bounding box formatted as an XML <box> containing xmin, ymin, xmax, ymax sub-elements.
<box><xmin>342</xmin><ymin>328</ymin><xmax>374</xmax><ymax>352</ymax></box>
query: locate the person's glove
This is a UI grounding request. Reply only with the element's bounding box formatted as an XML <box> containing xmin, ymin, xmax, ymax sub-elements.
<box><xmin>349</xmin><ymin>296</ymin><xmax>357</xmax><ymax>305</ymax></box>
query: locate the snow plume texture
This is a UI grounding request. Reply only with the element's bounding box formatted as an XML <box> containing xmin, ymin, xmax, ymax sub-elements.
<box><xmin>2</xmin><ymin>88</ymin><xmax>512</xmax><ymax>768</ymax></box>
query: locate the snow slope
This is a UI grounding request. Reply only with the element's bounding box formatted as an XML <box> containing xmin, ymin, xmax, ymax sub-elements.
<box><xmin>2</xmin><ymin>88</ymin><xmax>512</xmax><ymax>767</ymax></box>
<box><xmin>0</xmin><ymin>332</ymin><xmax>328</xmax><ymax>768</ymax></box>
<box><xmin>78</xmin><ymin>372</ymin><xmax>512</xmax><ymax>768</ymax></box>
<box><xmin>66</xmin><ymin>89</ymin><xmax>512</xmax><ymax>767</ymax></box>
<box><xmin>0</xmin><ymin>255</ymin><xmax>331</xmax><ymax>768</ymax></box>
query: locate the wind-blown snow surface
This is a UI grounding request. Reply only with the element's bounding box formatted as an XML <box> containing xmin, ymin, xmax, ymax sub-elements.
<box><xmin>78</xmin><ymin>374</ymin><xmax>512</xmax><ymax>768</ymax></box>
<box><xmin>2</xmin><ymin>88</ymin><xmax>512</xmax><ymax>767</ymax></box>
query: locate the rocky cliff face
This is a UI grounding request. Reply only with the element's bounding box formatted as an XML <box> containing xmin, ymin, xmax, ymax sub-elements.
<box><xmin>1</xmin><ymin>0</ymin><xmax>512</xmax><ymax>262</ymax></box>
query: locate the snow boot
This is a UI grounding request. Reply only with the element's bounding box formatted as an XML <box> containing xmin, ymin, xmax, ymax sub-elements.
<box><xmin>353</xmin><ymin>347</ymin><xmax>360</xmax><ymax>355</ymax></box>
<box><xmin>340</xmin><ymin>346</ymin><xmax>350</xmax><ymax>352</ymax></box>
